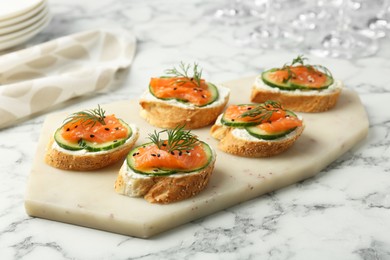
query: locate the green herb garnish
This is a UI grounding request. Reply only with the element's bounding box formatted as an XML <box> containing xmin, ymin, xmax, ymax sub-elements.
<box><xmin>164</xmin><ymin>62</ymin><xmax>203</xmax><ymax>88</ymax></box>
<box><xmin>63</xmin><ymin>105</ymin><xmax>106</xmax><ymax>127</ymax></box>
<box><xmin>283</xmin><ymin>54</ymin><xmax>307</xmax><ymax>68</ymax></box>
<box><xmin>148</xmin><ymin>125</ymin><xmax>199</xmax><ymax>153</ymax></box>
<box><xmin>239</xmin><ymin>101</ymin><xmax>283</xmax><ymax>122</ymax></box>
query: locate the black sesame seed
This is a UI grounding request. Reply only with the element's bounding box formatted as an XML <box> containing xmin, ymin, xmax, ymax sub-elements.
<box><xmin>90</xmin><ymin>134</ymin><xmax>95</xmax><ymax>138</ymax></box>
<box><xmin>173</xmin><ymin>87</ymin><xmax>177</xmax><ymax>90</ymax></box>
<box><xmin>231</xmin><ymin>119</ymin><xmax>235</xmax><ymax>122</ymax></box>
<box><xmin>201</xmin><ymin>95</ymin><xmax>206</xmax><ymax>98</ymax></box>
<box><xmin>132</xmin><ymin>153</ymin><xmax>137</xmax><ymax>156</ymax></box>
<box><xmin>162</xmin><ymin>143</ymin><xmax>167</xmax><ymax>147</ymax></box>
<box><xmin>105</xmin><ymin>128</ymin><xmax>110</xmax><ymax>131</ymax></box>
<box><xmin>179</xmin><ymin>151</ymin><xmax>182</xmax><ymax>156</ymax></box>
<box><xmin>151</xmin><ymin>154</ymin><xmax>156</xmax><ymax>157</ymax></box>
<box><xmin>66</xmin><ymin>128</ymin><xmax>70</xmax><ymax>131</ymax></box>
<box><xmin>171</xmin><ymin>151</ymin><xmax>175</xmax><ymax>155</ymax></box>
<box><xmin>247</xmin><ymin>107</ymin><xmax>252</xmax><ymax>110</ymax></box>
<box><xmin>153</xmin><ymin>169</ymin><xmax>159</xmax><ymax>172</ymax></box>
<box><xmin>113</xmin><ymin>140</ymin><xmax>117</xmax><ymax>142</ymax></box>
<box><xmin>115</xmin><ymin>127</ymin><xmax>119</xmax><ymax>130</ymax></box>
<box><xmin>75</xmin><ymin>125</ymin><xmax>78</xmax><ymax>128</ymax></box>
<box><xmin>157</xmin><ymin>154</ymin><xmax>160</xmax><ymax>157</ymax></box>
<box><xmin>186</xmin><ymin>150</ymin><xmax>190</xmax><ymax>153</ymax></box>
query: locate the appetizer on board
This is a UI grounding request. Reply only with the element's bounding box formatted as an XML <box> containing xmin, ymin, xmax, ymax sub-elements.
<box><xmin>139</xmin><ymin>62</ymin><xmax>230</xmax><ymax>129</ymax></box>
<box><xmin>115</xmin><ymin>125</ymin><xmax>216</xmax><ymax>204</ymax></box>
<box><xmin>45</xmin><ymin>105</ymin><xmax>139</xmax><ymax>171</ymax></box>
<box><xmin>251</xmin><ymin>55</ymin><xmax>343</xmax><ymax>112</ymax></box>
<box><xmin>211</xmin><ymin>101</ymin><xmax>304</xmax><ymax>157</ymax></box>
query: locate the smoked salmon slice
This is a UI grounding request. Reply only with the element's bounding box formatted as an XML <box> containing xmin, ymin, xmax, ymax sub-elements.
<box><xmin>61</xmin><ymin>115</ymin><xmax>129</xmax><ymax>144</ymax></box>
<box><xmin>149</xmin><ymin>77</ymin><xmax>216</xmax><ymax>106</ymax></box>
<box><xmin>258</xmin><ymin>116</ymin><xmax>303</xmax><ymax>133</ymax></box>
<box><xmin>133</xmin><ymin>143</ymin><xmax>208</xmax><ymax>171</ymax></box>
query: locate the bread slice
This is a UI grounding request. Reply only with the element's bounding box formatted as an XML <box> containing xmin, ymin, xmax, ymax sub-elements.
<box><xmin>114</xmin><ymin>152</ymin><xmax>216</xmax><ymax>204</ymax></box>
<box><xmin>251</xmin><ymin>77</ymin><xmax>343</xmax><ymax>113</ymax></box>
<box><xmin>139</xmin><ymin>85</ymin><xmax>230</xmax><ymax>129</ymax></box>
<box><xmin>210</xmin><ymin>123</ymin><xmax>304</xmax><ymax>157</ymax></box>
<box><xmin>45</xmin><ymin>127</ymin><xmax>139</xmax><ymax>171</ymax></box>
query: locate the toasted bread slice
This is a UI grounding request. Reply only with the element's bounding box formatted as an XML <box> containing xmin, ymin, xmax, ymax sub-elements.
<box><xmin>114</xmin><ymin>152</ymin><xmax>216</xmax><ymax>204</ymax></box>
<box><xmin>45</xmin><ymin>127</ymin><xmax>139</xmax><ymax>171</ymax></box>
<box><xmin>139</xmin><ymin>85</ymin><xmax>230</xmax><ymax>129</ymax></box>
<box><xmin>210</xmin><ymin>123</ymin><xmax>304</xmax><ymax>157</ymax></box>
<box><xmin>251</xmin><ymin>77</ymin><xmax>343</xmax><ymax>113</ymax></box>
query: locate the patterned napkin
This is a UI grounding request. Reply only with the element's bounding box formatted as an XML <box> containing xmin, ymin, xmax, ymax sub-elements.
<box><xmin>0</xmin><ymin>28</ymin><xmax>136</xmax><ymax>129</ymax></box>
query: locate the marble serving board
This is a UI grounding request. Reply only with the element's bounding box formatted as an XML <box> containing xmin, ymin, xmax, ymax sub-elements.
<box><xmin>24</xmin><ymin>76</ymin><xmax>369</xmax><ymax>238</ymax></box>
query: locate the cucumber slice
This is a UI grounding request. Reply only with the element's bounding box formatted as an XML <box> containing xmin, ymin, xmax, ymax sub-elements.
<box><xmin>54</xmin><ymin>128</ymin><xmax>83</xmax><ymax>151</ymax></box>
<box><xmin>127</xmin><ymin>141</ymin><xmax>213</xmax><ymax>176</ymax></box>
<box><xmin>245</xmin><ymin>125</ymin><xmax>296</xmax><ymax>140</ymax></box>
<box><xmin>149</xmin><ymin>81</ymin><xmax>219</xmax><ymax>107</ymax></box>
<box><xmin>201</xmin><ymin>82</ymin><xmax>219</xmax><ymax>107</ymax></box>
<box><xmin>54</xmin><ymin>119</ymin><xmax>132</xmax><ymax>152</ymax></box>
<box><xmin>262</xmin><ymin>69</ymin><xmax>298</xmax><ymax>91</ymax></box>
<box><xmin>82</xmin><ymin>139</ymin><xmax>128</xmax><ymax>152</ymax></box>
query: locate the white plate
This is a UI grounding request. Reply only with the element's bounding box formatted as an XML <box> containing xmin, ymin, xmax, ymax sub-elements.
<box><xmin>0</xmin><ymin>1</ymin><xmax>46</xmax><ymax>28</ymax></box>
<box><xmin>0</xmin><ymin>5</ymin><xmax>49</xmax><ymax>35</ymax></box>
<box><xmin>0</xmin><ymin>0</ymin><xmax>44</xmax><ymax>21</ymax></box>
<box><xmin>0</xmin><ymin>12</ymin><xmax>50</xmax><ymax>43</ymax></box>
<box><xmin>0</xmin><ymin>14</ymin><xmax>51</xmax><ymax>51</ymax></box>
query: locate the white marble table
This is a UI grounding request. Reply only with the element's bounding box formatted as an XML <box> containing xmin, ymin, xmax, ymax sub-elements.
<box><xmin>1</xmin><ymin>0</ymin><xmax>390</xmax><ymax>259</ymax></box>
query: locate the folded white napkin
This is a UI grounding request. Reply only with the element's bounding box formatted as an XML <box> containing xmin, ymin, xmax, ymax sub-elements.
<box><xmin>0</xmin><ymin>28</ymin><xmax>136</xmax><ymax>129</ymax></box>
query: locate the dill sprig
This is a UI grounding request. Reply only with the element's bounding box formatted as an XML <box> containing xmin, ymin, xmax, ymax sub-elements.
<box><xmin>63</xmin><ymin>105</ymin><xmax>106</xmax><ymax>127</ymax></box>
<box><xmin>148</xmin><ymin>125</ymin><xmax>199</xmax><ymax>153</ymax></box>
<box><xmin>239</xmin><ymin>101</ymin><xmax>283</xmax><ymax>122</ymax></box>
<box><xmin>164</xmin><ymin>62</ymin><xmax>203</xmax><ymax>87</ymax></box>
<box><xmin>289</xmin><ymin>54</ymin><xmax>307</xmax><ymax>67</ymax></box>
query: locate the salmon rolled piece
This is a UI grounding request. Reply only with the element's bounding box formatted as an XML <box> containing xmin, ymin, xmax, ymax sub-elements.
<box><xmin>210</xmin><ymin>101</ymin><xmax>304</xmax><ymax>157</ymax></box>
<box><xmin>115</xmin><ymin>125</ymin><xmax>216</xmax><ymax>204</ymax></box>
<box><xmin>251</xmin><ymin>55</ymin><xmax>343</xmax><ymax>113</ymax></box>
<box><xmin>139</xmin><ymin>62</ymin><xmax>230</xmax><ymax>129</ymax></box>
<box><xmin>45</xmin><ymin>105</ymin><xmax>139</xmax><ymax>171</ymax></box>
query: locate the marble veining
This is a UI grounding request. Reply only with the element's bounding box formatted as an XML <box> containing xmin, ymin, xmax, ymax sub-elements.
<box><xmin>1</xmin><ymin>0</ymin><xmax>390</xmax><ymax>259</ymax></box>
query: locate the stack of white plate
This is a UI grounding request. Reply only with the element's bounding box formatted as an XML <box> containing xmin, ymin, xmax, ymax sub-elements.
<box><xmin>0</xmin><ymin>0</ymin><xmax>51</xmax><ymax>51</ymax></box>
